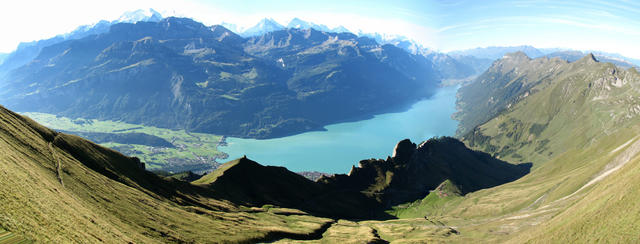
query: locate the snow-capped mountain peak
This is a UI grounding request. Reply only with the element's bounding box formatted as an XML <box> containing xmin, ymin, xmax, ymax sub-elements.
<box><xmin>287</xmin><ymin>17</ymin><xmax>314</xmax><ymax>29</ymax></box>
<box><xmin>117</xmin><ymin>8</ymin><xmax>163</xmax><ymax>24</ymax></box>
<box><xmin>285</xmin><ymin>18</ymin><xmax>349</xmax><ymax>33</ymax></box>
<box><xmin>240</xmin><ymin>18</ymin><xmax>285</xmax><ymax>37</ymax></box>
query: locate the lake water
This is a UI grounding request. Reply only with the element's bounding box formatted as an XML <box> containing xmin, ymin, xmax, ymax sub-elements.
<box><xmin>221</xmin><ymin>85</ymin><xmax>460</xmax><ymax>174</ymax></box>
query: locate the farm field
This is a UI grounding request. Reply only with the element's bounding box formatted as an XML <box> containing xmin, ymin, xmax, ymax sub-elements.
<box><xmin>22</xmin><ymin>112</ymin><xmax>226</xmax><ymax>173</ymax></box>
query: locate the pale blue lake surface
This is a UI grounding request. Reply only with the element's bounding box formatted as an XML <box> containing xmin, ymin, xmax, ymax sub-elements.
<box><xmin>221</xmin><ymin>85</ymin><xmax>460</xmax><ymax>174</ymax></box>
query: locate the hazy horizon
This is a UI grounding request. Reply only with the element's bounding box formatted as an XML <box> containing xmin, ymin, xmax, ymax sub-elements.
<box><xmin>1</xmin><ymin>0</ymin><xmax>639</xmax><ymax>59</ymax></box>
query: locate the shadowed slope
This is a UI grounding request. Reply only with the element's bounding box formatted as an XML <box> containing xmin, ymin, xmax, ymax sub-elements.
<box><xmin>194</xmin><ymin>156</ymin><xmax>324</xmax><ymax>207</ymax></box>
<box><xmin>196</xmin><ymin>137</ymin><xmax>530</xmax><ymax>220</ymax></box>
<box><xmin>319</xmin><ymin>137</ymin><xmax>531</xmax><ymax>207</ymax></box>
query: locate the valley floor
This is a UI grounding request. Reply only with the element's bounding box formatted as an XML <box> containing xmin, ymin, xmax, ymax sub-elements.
<box><xmin>21</xmin><ymin>112</ymin><xmax>226</xmax><ymax>173</ymax></box>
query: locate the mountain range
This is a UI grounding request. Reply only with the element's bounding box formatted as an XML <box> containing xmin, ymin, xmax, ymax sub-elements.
<box><xmin>0</xmin><ymin>17</ymin><xmax>442</xmax><ymax>139</ymax></box>
<box><xmin>0</xmin><ymin>8</ymin><xmax>163</xmax><ymax>77</ymax></box>
<box><xmin>224</xmin><ymin>17</ymin><xmax>492</xmax><ymax>81</ymax></box>
<box><xmin>449</xmin><ymin>45</ymin><xmax>640</xmax><ymax>68</ymax></box>
<box><xmin>0</xmin><ymin>15</ymin><xmax>494</xmax><ymax>140</ymax></box>
<box><xmin>223</xmin><ymin>17</ymin><xmax>350</xmax><ymax>37</ymax></box>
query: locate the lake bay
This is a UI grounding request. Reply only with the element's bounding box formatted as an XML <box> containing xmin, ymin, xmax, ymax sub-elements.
<box><xmin>221</xmin><ymin>85</ymin><xmax>460</xmax><ymax>174</ymax></box>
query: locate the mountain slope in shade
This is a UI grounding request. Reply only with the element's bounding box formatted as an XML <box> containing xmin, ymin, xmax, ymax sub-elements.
<box><xmin>193</xmin><ymin>156</ymin><xmax>325</xmax><ymax>207</ymax></box>
<box><xmin>192</xmin><ymin>137</ymin><xmax>529</xmax><ymax>220</ymax></box>
<box><xmin>194</xmin><ymin>157</ymin><xmax>387</xmax><ymax>219</ymax></box>
<box><xmin>318</xmin><ymin>137</ymin><xmax>530</xmax><ymax>207</ymax></box>
<box><xmin>0</xmin><ymin>17</ymin><xmax>439</xmax><ymax>139</ymax></box>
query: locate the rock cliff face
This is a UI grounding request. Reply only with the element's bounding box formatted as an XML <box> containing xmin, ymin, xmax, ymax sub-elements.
<box><xmin>0</xmin><ymin>17</ymin><xmax>439</xmax><ymax>139</ymax></box>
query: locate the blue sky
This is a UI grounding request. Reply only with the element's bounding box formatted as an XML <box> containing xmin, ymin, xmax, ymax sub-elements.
<box><xmin>433</xmin><ymin>0</ymin><xmax>640</xmax><ymax>57</ymax></box>
<box><xmin>0</xmin><ymin>0</ymin><xmax>638</xmax><ymax>58</ymax></box>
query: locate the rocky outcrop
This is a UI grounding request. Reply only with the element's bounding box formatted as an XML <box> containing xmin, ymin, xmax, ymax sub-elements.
<box><xmin>319</xmin><ymin>137</ymin><xmax>531</xmax><ymax>207</ymax></box>
<box><xmin>201</xmin><ymin>137</ymin><xmax>530</xmax><ymax>219</ymax></box>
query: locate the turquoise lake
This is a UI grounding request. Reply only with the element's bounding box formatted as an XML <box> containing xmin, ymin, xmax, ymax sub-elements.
<box><xmin>221</xmin><ymin>85</ymin><xmax>460</xmax><ymax>174</ymax></box>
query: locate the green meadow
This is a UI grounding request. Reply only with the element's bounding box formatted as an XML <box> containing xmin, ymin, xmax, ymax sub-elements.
<box><xmin>22</xmin><ymin>112</ymin><xmax>226</xmax><ymax>172</ymax></box>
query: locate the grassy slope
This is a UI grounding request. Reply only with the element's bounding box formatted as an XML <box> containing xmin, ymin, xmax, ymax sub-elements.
<box><xmin>437</xmin><ymin>58</ymin><xmax>640</xmax><ymax>241</ymax></box>
<box><xmin>0</xmin><ymin>106</ymin><xmax>333</xmax><ymax>243</ymax></box>
<box><xmin>510</xmin><ymin>139</ymin><xmax>640</xmax><ymax>243</ymax></box>
<box><xmin>0</xmin><ymin>228</ymin><xmax>30</xmax><ymax>244</ymax></box>
<box><xmin>389</xmin><ymin>179</ymin><xmax>464</xmax><ymax>219</ymax></box>
<box><xmin>361</xmin><ymin>57</ymin><xmax>640</xmax><ymax>242</ymax></box>
<box><xmin>22</xmin><ymin>112</ymin><xmax>225</xmax><ymax>171</ymax></box>
<box><xmin>464</xmin><ymin>58</ymin><xmax>640</xmax><ymax>166</ymax></box>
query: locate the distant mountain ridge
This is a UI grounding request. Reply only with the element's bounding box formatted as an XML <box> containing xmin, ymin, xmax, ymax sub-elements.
<box><xmin>449</xmin><ymin>45</ymin><xmax>545</xmax><ymax>60</ymax></box>
<box><xmin>545</xmin><ymin>50</ymin><xmax>639</xmax><ymax>69</ymax></box>
<box><xmin>0</xmin><ymin>8</ymin><xmax>163</xmax><ymax>77</ymax></box>
<box><xmin>226</xmin><ymin>17</ymin><xmax>489</xmax><ymax>80</ymax></box>
<box><xmin>449</xmin><ymin>45</ymin><xmax>640</xmax><ymax>68</ymax></box>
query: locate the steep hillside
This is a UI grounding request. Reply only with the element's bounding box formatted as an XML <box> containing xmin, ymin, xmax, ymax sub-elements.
<box><xmin>428</xmin><ymin>52</ymin><xmax>640</xmax><ymax>242</ymax></box>
<box><xmin>194</xmin><ymin>157</ymin><xmax>385</xmax><ymax>219</ymax></box>
<box><xmin>454</xmin><ymin>51</ymin><xmax>570</xmax><ymax>136</ymax></box>
<box><xmin>0</xmin><ymin>105</ymin><xmax>335</xmax><ymax>243</ymax></box>
<box><xmin>460</xmin><ymin>53</ymin><xmax>640</xmax><ymax>164</ymax></box>
<box><xmin>194</xmin><ymin>157</ymin><xmax>325</xmax><ymax>208</ymax></box>
<box><xmin>0</xmin><ymin>17</ymin><xmax>438</xmax><ymax>139</ymax></box>
<box><xmin>506</xmin><ymin>129</ymin><xmax>640</xmax><ymax>243</ymax></box>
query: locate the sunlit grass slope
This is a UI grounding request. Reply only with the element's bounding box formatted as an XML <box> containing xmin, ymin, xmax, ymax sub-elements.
<box><xmin>0</xmin><ymin>105</ymin><xmax>333</xmax><ymax>243</ymax></box>
<box><xmin>414</xmin><ymin>54</ymin><xmax>640</xmax><ymax>242</ymax></box>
